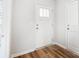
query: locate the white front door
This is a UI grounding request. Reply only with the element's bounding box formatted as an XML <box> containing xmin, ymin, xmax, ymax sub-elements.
<box><xmin>35</xmin><ymin>4</ymin><xmax>54</xmax><ymax>48</ymax></box>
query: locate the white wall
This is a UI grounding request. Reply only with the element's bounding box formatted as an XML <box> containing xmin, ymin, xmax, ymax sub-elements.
<box><xmin>55</xmin><ymin>0</ymin><xmax>68</xmax><ymax>47</ymax></box>
<box><xmin>11</xmin><ymin>0</ymin><xmax>55</xmax><ymax>57</ymax></box>
<box><xmin>11</xmin><ymin>0</ymin><xmax>79</xmax><ymax>57</ymax></box>
<box><xmin>11</xmin><ymin>0</ymin><xmax>36</xmax><ymax>56</ymax></box>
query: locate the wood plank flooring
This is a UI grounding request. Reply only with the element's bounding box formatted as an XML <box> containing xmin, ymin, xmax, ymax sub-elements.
<box><xmin>15</xmin><ymin>44</ymin><xmax>79</xmax><ymax>58</ymax></box>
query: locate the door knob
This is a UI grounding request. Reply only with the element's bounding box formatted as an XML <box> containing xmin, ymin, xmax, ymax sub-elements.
<box><xmin>67</xmin><ymin>28</ymin><xmax>70</xmax><ymax>30</ymax></box>
<box><xmin>36</xmin><ymin>27</ymin><xmax>39</xmax><ymax>29</ymax></box>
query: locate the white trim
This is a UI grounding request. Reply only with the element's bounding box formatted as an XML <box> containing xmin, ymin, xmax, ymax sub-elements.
<box><xmin>11</xmin><ymin>42</ymin><xmax>79</xmax><ymax>58</ymax></box>
<box><xmin>11</xmin><ymin>48</ymin><xmax>36</xmax><ymax>58</ymax></box>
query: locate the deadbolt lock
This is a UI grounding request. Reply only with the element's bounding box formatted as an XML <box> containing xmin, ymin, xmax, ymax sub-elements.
<box><xmin>36</xmin><ymin>24</ymin><xmax>39</xmax><ymax>26</ymax></box>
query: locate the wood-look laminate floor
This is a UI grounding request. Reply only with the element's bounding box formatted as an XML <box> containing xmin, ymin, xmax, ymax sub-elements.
<box><xmin>15</xmin><ymin>44</ymin><xmax>79</xmax><ymax>58</ymax></box>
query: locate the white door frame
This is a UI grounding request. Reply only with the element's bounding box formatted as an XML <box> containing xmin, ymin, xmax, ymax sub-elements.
<box><xmin>0</xmin><ymin>0</ymin><xmax>12</xmax><ymax>58</ymax></box>
<box><xmin>35</xmin><ymin>4</ymin><xmax>54</xmax><ymax>48</ymax></box>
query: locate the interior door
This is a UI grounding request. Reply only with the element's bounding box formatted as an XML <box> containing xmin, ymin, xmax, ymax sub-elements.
<box><xmin>35</xmin><ymin>4</ymin><xmax>54</xmax><ymax>48</ymax></box>
<box><xmin>66</xmin><ymin>0</ymin><xmax>79</xmax><ymax>52</ymax></box>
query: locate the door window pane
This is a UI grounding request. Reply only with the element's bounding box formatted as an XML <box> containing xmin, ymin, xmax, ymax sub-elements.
<box><xmin>40</xmin><ymin>8</ymin><xmax>49</xmax><ymax>17</ymax></box>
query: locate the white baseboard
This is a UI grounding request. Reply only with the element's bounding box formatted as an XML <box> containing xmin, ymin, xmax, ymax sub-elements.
<box><xmin>10</xmin><ymin>42</ymin><xmax>79</xmax><ymax>58</ymax></box>
<box><xmin>10</xmin><ymin>48</ymin><xmax>36</xmax><ymax>58</ymax></box>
